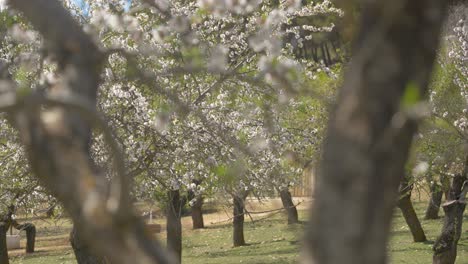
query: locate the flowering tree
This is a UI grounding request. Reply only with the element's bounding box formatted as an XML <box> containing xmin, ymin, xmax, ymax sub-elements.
<box><xmin>0</xmin><ymin>0</ymin><xmax>448</xmax><ymax>264</ymax></box>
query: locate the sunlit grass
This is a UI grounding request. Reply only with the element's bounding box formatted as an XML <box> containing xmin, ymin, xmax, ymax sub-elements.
<box><xmin>9</xmin><ymin>200</ymin><xmax>468</xmax><ymax>264</ymax></box>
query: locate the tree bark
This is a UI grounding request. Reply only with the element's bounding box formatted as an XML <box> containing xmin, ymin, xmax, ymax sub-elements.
<box><xmin>397</xmin><ymin>176</ymin><xmax>426</xmax><ymax>242</ymax></box>
<box><xmin>233</xmin><ymin>194</ymin><xmax>247</xmax><ymax>247</ymax></box>
<box><xmin>0</xmin><ymin>222</ymin><xmax>9</xmax><ymax>264</ymax></box>
<box><xmin>279</xmin><ymin>188</ymin><xmax>299</xmax><ymax>225</ymax></box>
<box><xmin>6</xmin><ymin>1</ymin><xmax>174</xmax><ymax>263</ymax></box>
<box><xmin>397</xmin><ymin>195</ymin><xmax>427</xmax><ymax>242</ymax></box>
<box><xmin>166</xmin><ymin>190</ymin><xmax>182</xmax><ymax>264</ymax></box>
<box><xmin>191</xmin><ymin>196</ymin><xmax>204</xmax><ymax>229</ymax></box>
<box><xmin>45</xmin><ymin>205</ymin><xmax>56</xmax><ymax>218</ymax></box>
<box><xmin>302</xmin><ymin>1</ymin><xmax>447</xmax><ymax>263</ymax></box>
<box><xmin>425</xmin><ymin>181</ymin><xmax>443</xmax><ymax>220</ymax></box>
<box><xmin>70</xmin><ymin>225</ymin><xmax>106</xmax><ymax>264</ymax></box>
<box><xmin>433</xmin><ymin>171</ymin><xmax>467</xmax><ymax>264</ymax></box>
<box><xmin>16</xmin><ymin>223</ymin><xmax>36</xmax><ymax>253</ymax></box>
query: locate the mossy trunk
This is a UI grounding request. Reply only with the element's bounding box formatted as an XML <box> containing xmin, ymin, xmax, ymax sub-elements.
<box><xmin>0</xmin><ymin>222</ymin><xmax>9</xmax><ymax>264</ymax></box>
<box><xmin>279</xmin><ymin>189</ymin><xmax>299</xmax><ymax>225</ymax></box>
<box><xmin>233</xmin><ymin>194</ymin><xmax>246</xmax><ymax>247</ymax></box>
<box><xmin>425</xmin><ymin>182</ymin><xmax>443</xmax><ymax>220</ymax></box>
<box><xmin>70</xmin><ymin>225</ymin><xmax>106</xmax><ymax>264</ymax></box>
<box><xmin>166</xmin><ymin>189</ymin><xmax>182</xmax><ymax>263</ymax></box>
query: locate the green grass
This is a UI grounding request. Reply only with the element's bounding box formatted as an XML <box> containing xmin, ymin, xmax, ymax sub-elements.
<box><xmin>9</xmin><ymin>201</ymin><xmax>468</xmax><ymax>264</ymax></box>
<box><xmin>389</xmin><ymin>201</ymin><xmax>468</xmax><ymax>264</ymax></box>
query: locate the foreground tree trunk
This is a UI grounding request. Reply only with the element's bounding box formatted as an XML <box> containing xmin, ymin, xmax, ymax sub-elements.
<box><xmin>233</xmin><ymin>194</ymin><xmax>247</xmax><ymax>247</ymax></box>
<box><xmin>0</xmin><ymin>222</ymin><xmax>8</xmax><ymax>264</ymax></box>
<box><xmin>190</xmin><ymin>196</ymin><xmax>204</xmax><ymax>229</ymax></box>
<box><xmin>279</xmin><ymin>188</ymin><xmax>299</xmax><ymax>225</ymax></box>
<box><xmin>425</xmin><ymin>181</ymin><xmax>443</xmax><ymax>220</ymax></box>
<box><xmin>433</xmin><ymin>170</ymin><xmax>468</xmax><ymax>264</ymax></box>
<box><xmin>5</xmin><ymin>1</ymin><xmax>174</xmax><ymax>263</ymax></box>
<box><xmin>70</xmin><ymin>226</ymin><xmax>106</xmax><ymax>264</ymax></box>
<box><xmin>302</xmin><ymin>1</ymin><xmax>447</xmax><ymax>263</ymax></box>
<box><xmin>167</xmin><ymin>190</ymin><xmax>182</xmax><ymax>264</ymax></box>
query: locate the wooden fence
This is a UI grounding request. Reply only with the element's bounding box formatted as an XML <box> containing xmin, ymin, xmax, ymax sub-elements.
<box><xmin>291</xmin><ymin>167</ymin><xmax>315</xmax><ymax>197</ymax></box>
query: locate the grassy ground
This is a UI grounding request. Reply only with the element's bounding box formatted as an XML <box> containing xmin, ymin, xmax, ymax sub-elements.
<box><xmin>8</xmin><ymin>200</ymin><xmax>468</xmax><ymax>264</ymax></box>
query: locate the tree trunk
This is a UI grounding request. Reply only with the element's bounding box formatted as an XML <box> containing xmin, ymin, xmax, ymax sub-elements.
<box><xmin>233</xmin><ymin>194</ymin><xmax>246</xmax><ymax>247</ymax></box>
<box><xmin>397</xmin><ymin>195</ymin><xmax>427</xmax><ymax>242</ymax></box>
<box><xmin>279</xmin><ymin>189</ymin><xmax>299</xmax><ymax>225</ymax></box>
<box><xmin>17</xmin><ymin>223</ymin><xmax>36</xmax><ymax>253</ymax></box>
<box><xmin>191</xmin><ymin>196</ymin><xmax>204</xmax><ymax>229</ymax></box>
<box><xmin>425</xmin><ymin>182</ymin><xmax>443</xmax><ymax>220</ymax></box>
<box><xmin>302</xmin><ymin>1</ymin><xmax>447</xmax><ymax>263</ymax></box>
<box><xmin>6</xmin><ymin>1</ymin><xmax>174</xmax><ymax>263</ymax></box>
<box><xmin>70</xmin><ymin>225</ymin><xmax>106</xmax><ymax>264</ymax></box>
<box><xmin>0</xmin><ymin>222</ymin><xmax>9</xmax><ymax>264</ymax></box>
<box><xmin>433</xmin><ymin>173</ymin><xmax>467</xmax><ymax>264</ymax></box>
<box><xmin>166</xmin><ymin>190</ymin><xmax>182</xmax><ymax>264</ymax></box>
<box><xmin>45</xmin><ymin>205</ymin><xmax>56</xmax><ymax>218</ymax></box>
<box><xmin>397</xmin><ymin>176</ymin><xmax>426</xmax><ymax>242</ymax></box>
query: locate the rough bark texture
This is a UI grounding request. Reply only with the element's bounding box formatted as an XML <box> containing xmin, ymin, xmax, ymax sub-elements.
<box><xmin>279</xmin><ymin>189</ymin><xmax>299</xmax><ymax>225</ymax></box>
<box><xmin>433</xmin><ymin>171</ymin><xmax>467</xmax><ymax>264</ymax></box>
<box><xmin>425</xmin><ymin>182</ymin><xmax>443</xmax><ymax>220</ymax></box>
<box><xmin>302</xmin><ymin>1</ymin><xmax>447</xmax><ymax>263</ymax></box>
<box><xmin>70</xmin><ymin>226</ymin><xmax>106</xmax><ymax>264</ymax></box>
<box><xmin>167</xmin><ymin>190</ymin><xmax>182</xmax><ymax>264</ymax></box>
<box><xmin>233</xmin><ymin>194</ymin><xmax>247</xmax><ymax>247</ymax></box>
<box><xmin>0</xmin><ymin>222</ymin><xmax>8</xmax><ymax>264</ymax></box>
<box><xmin>5</xmin><ymin>1</ymin><xmax>174</xmax><ymax>263</ymax></box>
<box><xmin>191</xmin><ymin>196</ymin><xmax>205</xmax><ymax>229</ymax></box>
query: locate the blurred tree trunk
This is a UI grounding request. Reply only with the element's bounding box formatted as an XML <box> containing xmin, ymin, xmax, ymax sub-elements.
<box><xmin>397</xmin><ymin>176</ymin><xmax>426</xmax><ymax>242</ymax></box>
<box><xmin>425</xmin><ymin>181</ymin><xmax>443</xmax><ymax>220</ymax></box>
<box><xmin>188</xmin><ymin>180</ymin><xmax>204</xmax><ymax>229</ymax></box>
<box><xmin>279</xmin><ymin>188</ymin><xmax>299</xmax><ymax>224</ymax></box>
<box><xmin>16</xmin><ymin>223</ymin><xmax>36</xmax><ymax>253</ymax></box>
<box><xmin>302</xmin><ymin>0</ymin><xmax>447</xmax><ymax>263</ymax></box>
<box><xmin>167</xmin><ymin>190</ymin><xmax>182</xmax><ymax>263</ymax></box>
<box><xmin>70</xmin><ymin>226</ymin><xmax>106</xmax><ymax>264</ymax></box>
<box><xmin>190</xmin><ymin>196</ymin><xmax>204</xmax><ymax>229</ymax></box>
<box><xmin>0</xmin><ymin>222</ymin><xmax>8</xmax><ymax>264</ymax></box>
<box><xmin>433</xmin><ymin>166</ymin><xmax>468</xmax><ymax>264</ymax></box>
<box><xmin>6</xmin><ymin>1</ymin><xmax>174</xmax><ymax>263</ymax></box>
<box><xmin>45</xmin><ymin>205</ymin><xmax>56</xmax><ymax>218</ymax></box>
<box><xmin>233</xmin><ymin>193</ymin><xmax>247</xmax><ymax>247</ymax></box>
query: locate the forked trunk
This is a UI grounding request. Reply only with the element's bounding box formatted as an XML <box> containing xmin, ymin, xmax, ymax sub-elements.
<box><xmin>279</xmin><ymin>189</ymin><xmax>299</xmax><ymax>224</ymax></box>
<box><xmin>166</xmin><ymin>190</ymin><xmax>182</xmax><ymax>263</ymax></box>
